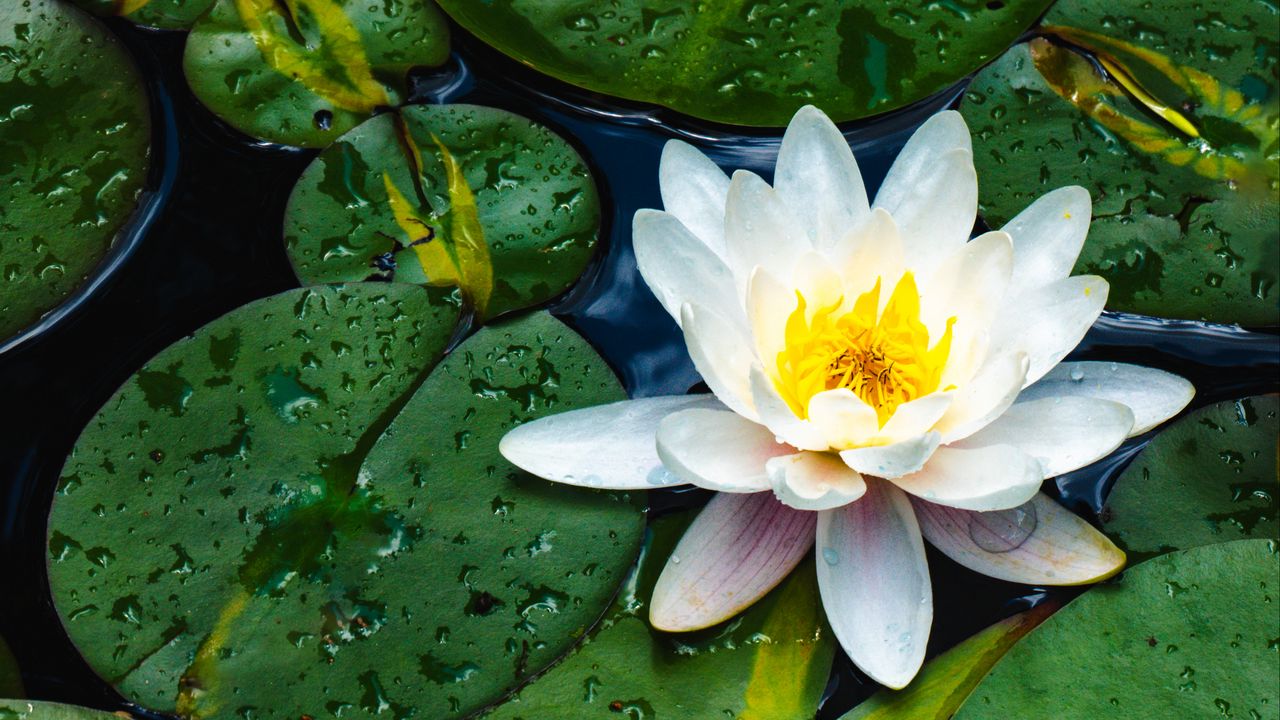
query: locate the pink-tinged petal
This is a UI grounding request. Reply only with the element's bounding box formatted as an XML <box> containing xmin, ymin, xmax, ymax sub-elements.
<box><xmin>650</xmin><ymin>492</ymin><xmax>816</xmax><ymax>631</ymax></box>
<box><xmin>953</xmin><ymin>397</ymin><xmax>1134</xmax><ymax>477</ymax></box>
<box><xmin>816</xmin><ymin>478</ymin><xmax>931</xmax><ymax>689</ymax></box>
<box><xmin>749</xmin><ymin>366</ymin><xmax>829</xmax><ymax>452</ymax></box>
<box><xmin>912</xmin><ymin>492</ymin><xmax>1126</xmax><ymax>585</ymax></box>
<box><xmin>839</xmin><ymin>432</ymin><xmax>942</xmax><ymax>479</ymax></box>
<box><xmin>656</xmin><ymin>408</ymin><xmax>793</xmax><ymax>492</ymax></box>
<box><xmin>680</xmin><ymin>303</ymin><xmax>758</xmax><ymax>420</ymax></box>
<box><xmin>658</xmin><ymin>139</ymin><xmax>731</xmax><ymax>258</ymax></box>
<box><xmin>890</xmin><ymin>444</ymin><xmax>1043</xmax><ymax>511</ymax></box>
<box><xmin>1019</xmin><ymin>361</ymin><xmax>1195</xmax><ymax>436</ymax></box>
<box><xmin>774</xmin><ymin>105</ymin><xmax>870</xmax><ymax>252</ymax></box>
<box><xmin>500</xmin><ymin>395</ymin><xmax>723</xmax><ymax>489</ymax></box>
<box><xmin>766</xmin><ymin>451</ymin><xmax>867</xmax><ymax>511</ymax></box>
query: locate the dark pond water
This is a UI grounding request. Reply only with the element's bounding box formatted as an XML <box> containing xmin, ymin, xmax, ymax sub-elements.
<box><xmin>0</xmin><ymin>15</ymin><xmax>1276</xmax><ymax>719</ymax></box>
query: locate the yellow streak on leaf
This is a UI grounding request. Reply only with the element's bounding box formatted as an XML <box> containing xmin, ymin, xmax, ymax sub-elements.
<box><xmin>383</xmin><ymin>172</ymin><xmax>460</xmax><ymax>287</ymax></box>
<box><xmin>115</xmin><ymin>0</ymin><xmax>151</xmax><ymax>15</ymax></box>
<box><xmin>430</xmin><ymin>133</ymin><xmax>493</xmax><ymax>317</ymax></box>
<box><xmin>233</xmin><ymin>0</ymin><xmax>389</xmax><ymax>112</ymax></box>
<box><xmin>740</xmin><ymin>564</ymin><xmax>829</xmax><ymax>720</ymax></box>
<box><xmin>174</xmin><ymin>588</ymin><xmax>251</xmax><ymax>719</ymax></box>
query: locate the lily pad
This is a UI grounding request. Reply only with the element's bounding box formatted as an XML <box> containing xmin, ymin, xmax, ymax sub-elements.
<box><xmin>284</xmin><ymin>105</ymin><xmax>601</xmax><ymax>320</ymax></box>
<box><xmin>961</xmin><ymin>0</ymin><xmax>1280</xmax><ymax>325</ymax></box>
<box><xmin>1103</xmin><ymin>395</ymin><xmax>1278</xmax><ymax>560</ymax></box>
<box><xmin>485</xmin><ymin>512</ymin><xmax>834</xmax><ymax>720</ymax></box>
<box><xmin>954</xmin><ymin>539</ymin><xmax>1280</xmax><ymax>720</ymax></box>
<box><xmin>0</xmin><ymin>701</ymin><xmax>120</xmax><ymax>720</ymax></box>
<box><xmin>68</xmin><ymin>0</ymin><xmax>215</xmax><ymax>29</ymax></box>
<box><xmin>0</xmin><ymin>635</ymin><xmax>20</xmax><ymax>697</ymax></box>
<box><xmin>435</xmin><ymin>0</ymin><xmax>1053</xmax><ymax>126</ymax></box>
<box><xmin>0</xmin><ymin>0</ymin><xmax>151</xmax><ymax>344</ymax></box>
<box><xmin>183</xmin><ymin>0</ymin><xmax>450</xmax><ymax>147</ymax></box>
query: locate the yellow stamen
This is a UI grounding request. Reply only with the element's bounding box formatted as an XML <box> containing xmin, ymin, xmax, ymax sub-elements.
<box><xmin>775</xmin><ymin>272</ymin><xmax>954</xmax><ymax>426</ymax></box>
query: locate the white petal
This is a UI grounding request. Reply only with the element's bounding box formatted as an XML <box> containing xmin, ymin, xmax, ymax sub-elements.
<box><xmin>746</xmin><ymin>267</ymin><xmax>795</xmax><ymax>369</ymax></box>
<box><xmin>633</xmin><ymin>210</ymin><xmax>742</xmax><ymax>329</ymax></box>
<box><xmin>919</xmin><ymin>230</ymin><xmax>1013</xmax><ymax>336</ymax></box>
<box><xmin>816</xmin><ymin>478</ymin><xmax>931</xmax><ymax>689</ymax></box>
<box><xmin>1001</xmin><ymin>186</ymin><xmax>1092</xmax><ymax>298</ymax></box>
<box><xmin>839</xmin><ymin>433</ymin><xmax>942</xmax><ymax>479</ymax></box>
<box><xmin>954</xmin><ymin>397</ymin><xmax>1134</xmax><ymax>477</ymax></box>
<box><xmin>766</xmin><ymin>451</ymin><xmax>867</xmax><ymax>511</ymax></box>
<box><xmin>655</xmin><ymin>408</ymin><xmax>792</xmax><ymax>492</ymax></box>
<box><xmin>650</xmin><ymin>491</ymin><xmax>815</xmax><ymax>631</ymax></box>
<box><xmin>659</xmin><ymin>139</ymin><xmax>730</xmax><ymax>258</ymax></box>
<box><xmin>748</xmin><ymin>366</ymin><xmax>829</xmax><ymax>452</ymax></box>
<box><xmin>832</xmin><ymin>208</ymin><xmax>905</xmax><ymax>295</ymax></box>
<box><xmin>724</xmin><ymin>170</ymin><xmax>810</xmax><ymax>291</ymax></box>
<box><xmin>681</xmin><ymin>303</ymin><xmax>757</xmax><ymax>420</ymax></box>
<box><xmin>499</xmin><ymin>395</ymin><xmax>723</xmax><ymax>489</ymax></box>
<box><xmin>877</xmin><ymin>393</ymin><xmax>954</xmax><ymax>444</ymax></box>
<box><xmin>1019</xmin><ymin>361</ymin><xmax>1195</xmax><ymax>436</ymax></box>
<box><xmin>890</xmin><ymin>444</ymin><xmax>1043</xmax><ymax>511</ymax></box>
<box><xmin>774</xmin><ymin>105</ymin><xmax>870</xmax><ymax>252</ymax></box>
<box><xmin>791</xmin><ymin>251</ymin><xmax>846</xmax><ymax>317</ymax></box>
<box><xmin>807</xmin><ymin>389</ymin><xmax>880</xmax><ymax>450</ymax></box>
<box><xmin>912</xmin><ymin>492</ymin><xmax>1126</xmax><ymax>585</ymax></box>
<box><xmin>989</xmin><ymin>275</ymin><xmax>1109</xmax><ymax>386</ymax></box>
<box><xmin>934</xmin><ymin>352</ymin><xmax>1030</xmax><ymax>442</ymax></box>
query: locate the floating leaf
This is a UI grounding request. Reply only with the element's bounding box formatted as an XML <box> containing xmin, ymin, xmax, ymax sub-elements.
<box><xmin>485</xmin><ymin>512</ymin><xmax>834</xmax><ymax>720</ymax></box>
<box><xmin>285</xmin><ymin>105</ymin><xmax>600</xmax><ymax>319</ymax></box>
<box><xmin>0</xmin><ymin>701</ymin><xmax>120</xmax><ymax>720</ymax></box>
<box><xmin>1103</xmin><ymin>395</ymin><xmax>1278</xmax><ymax>560</ymax></box>
<box><xmin>0</xmin><ymin>0</ymin><xmax>150</xmax><ymax>344</ymax></box>
<box><xmin>961</xmin><ymin>0</ymin><xmax>1279</xmax><ymax>325</ymax></box>
<box><xmin>183</xmin><ymin>0</ymin><xmax>450</xmax><ymax>147</ymax></box>
<box><xmin>841</xmin><ymin>602</ymin><xmax>1057</xmax><ymax>720</ymax></box>
<box><xmin>954</xmin><ymin>539</ymin><xmax>1280</xmax><ymax>720</ymax></box>
<box><xmin>68</xmin><ymin>0</ymin><xmax>215</xmax><ymax>29</ymax></box>
<box><xmin>0</xmin><ymin>634</ymin><xmax>19</xmax><ymax>698</ymax></box>
<box><xmin>435</xmin><ymin>0</ymin><xmax>1053</xmax><ymax>126</ymax></box>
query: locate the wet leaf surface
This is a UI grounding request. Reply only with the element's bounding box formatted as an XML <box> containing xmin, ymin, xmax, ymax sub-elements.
<box><xmin>953</xmin><ymin>539</ymin><xmax>1280</xmax><ymax>720</ymax></box>
<box><xmin>0</xmin><ymin>701</ymin><xmax>119</xmax><ymax>720</ymax></box>
<box><xmin>485</xmin><ymin>512</ymin><xmax>834</xmax><ymax>720</ymax></box>
<box><xmin>69</xmin><ymin>0</ymin><xmax>215</xmax><ymax>30</ymax></box>
<box><xmin>1103</xmin><ymin>395</ymin><xmax>1278</xmax><ymax>560</ymax></box>
<box><xmin>285</xmin><ymin>105</ymin><xmax>601</xmax><ymax>320</ymax></box>
<box><xmin>0</xmin><ymin>0</ymin><xmax>150</xmax><ymax>343</ymax></box>
<box><xmin>436</xmin><ymin>0</ymin><xmax>1053</xmax><ymax>126</ymax></box>
<box><xmin>962</xmin><ymin>0</ymin><xmax>1280</xmax><ymax>325</ymax></box>
<box><xmin>183</xmin><ymin>0</ymin><xmax>450</xmax><ymax>147</ymax></box>
<box><xmin>0</xmin><ymin>634</ymin><xmax>20</xmax><ymax>698</ymax></box>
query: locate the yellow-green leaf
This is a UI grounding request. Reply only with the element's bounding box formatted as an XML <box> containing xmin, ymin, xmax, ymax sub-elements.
<box><xmin>431</xmin><ymin>134</ymin><xmax>494</xmax><ymax>317</ymax></box>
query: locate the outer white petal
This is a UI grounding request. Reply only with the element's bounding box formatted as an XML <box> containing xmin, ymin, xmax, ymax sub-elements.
<box><xmin>655</xmin><ymin>408</ymin><xmax>792</xmax><ymax>492</ymax></box>
<box><xmin>989</xmin><ymin>275</ymin><xmax>1109</xmax><ymax>385</ymax></box>
<box><xmin>1019</xmin><ymin>361</ymin><xmax>1195</xmax><ymax>436</ymax></box>
<box><xmin>774</xmin><ymin>105</ymin><xmax>870</xmax><ymax>252</ymax></box>
<box><xmin>659</xmin><ymin>139</ymin><xmax>731</xmax><ymax>258</ymax></box>
<box><xmin>919</xmin><ymin>230</ymin><xmax>1013</xmax><ymax>335</ymax></box>
<box><xmin>816</xmin><ymin>478</ymin><xmax>931</xmax><ymax>689</ymax></box>
<box><xmin>807</xmin><ymin>389</ymin><xmax>880</xmax><ymax>450</ymax></box>
<box><xmin>1001</xmin><ymin>186</ymin><xmax>1092</xmax><ymax>298</ymax></box>
<box><xmin>746</xmin><ymin>267</ymin><xmax>795</xmax><ymax>368</ymax></box>
<box><xmin>890</xmin><ymin>444</ymin><xmax>1043</xmax><ymax>511</ymax></box>
<box><xmin>934</xmin><ymin>352</ymin><xmax>1030</xmax><ymax>442</ymax></box>
<box><xmin>912</xmin><ymin>492</ymin><xmax>1126</xmax><ymax>585</ymax></box>
<box><xmin>876</xmin><ymin>393</ymin><xmax>954</xmax><ymax>444</ymax></box>
<box><xmin>748</xmin><ymin>366</ymin><xmax>830</xmax><ymax>452</ymax></box>
<box><xmin>839</xmin><ymin>432</ymin><xmax>942</xmax><ymax>479</ymax></box>
<box><xmin>499</xmin><ymin>395</ymin><xmax>723</xmax><ymax>489</ymax></box>
<box><xmin>681</xmin><ymin>303</ymin><xmax>757</xmax><ymax>420</ymax></box>
<box><xmin>954</xmin><ymin>397</ymin><xmax>1134</xmax><ymax>477</ymax></box>
<box><xmin>633</xmin><ymin>210</ymin><xmax>742</xmax><ymax>329</ymax></box>
<box><xmin>724</xmin><ymin>170</ymin><xmax>811</xmax><ymax>291</ymax></box>
<box><xmin>766</xmin><ymin>451</ymin><xmax>867</xmax><ymax>511</ymax></box>
<box><xmin>651</xmin><ymin>491</ymin><xmax>815</xmax><ymax>631</ymax></box>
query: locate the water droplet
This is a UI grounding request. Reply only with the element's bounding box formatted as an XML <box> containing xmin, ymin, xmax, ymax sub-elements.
<box><xmin>822</xmin><ymin>547</ymin><xmax>839</xmax><ymax>566</ymax></box>
<box><xmin>968</xmin><ymin>500</ymin><xmax>1038</xmax><ymax>552</ymax></box>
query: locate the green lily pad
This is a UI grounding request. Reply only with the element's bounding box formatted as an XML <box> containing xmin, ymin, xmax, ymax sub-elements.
<box><xmin>0</xmin><ymin>0</ymin><xmax>150</xmax><ymax>344</ymax></box>
<box><xmin>0</xmin><ymin>635</ymin><xmax>20</xmax><ymax>698</ymax></box>
<box><xmin>485</xmin><ymin>511</ymin><xmax>833</xmax><ymax>720</ymax></box>
<box><xmin>68</xmin><ymin>0</ymin><xmax>215</xmax><ymax>29</ymax></box>
<box><xmin>435</xmin><ymin>0</ymin><xmax>1053</xmax><ymax>126</ymax></box>
<box><xmin>1103</xmin><ymin>395</ymin><xmax>1278</xmax><ymax>560</ymax></box>
<box><xmin>0</xmin><ymin>701</ymin><xmax>120</xmax><ymax>720</ymax></box>
<box><xmin>954</xmin><ymin>539</ymin><xmax>1280</xmax><ymax>720</ymax></box>
<box><xmin>183</xmin><ymin>0</ymin><xmax>450</xmax><ymax>147</ymax></box>
<box><xmin>284</xmin><ymin>105</ymin><xmax>601</xmax><ymax>320</ymax></box>
<box><xmin>961</xmin><ymin>0</ymin><xmax>1280</xmax><ymax>325</ymax></box>
<box><xmin>842</xmin><ymin>602</ymin><xmax>1057</xmax><ymax>720</ymax></box>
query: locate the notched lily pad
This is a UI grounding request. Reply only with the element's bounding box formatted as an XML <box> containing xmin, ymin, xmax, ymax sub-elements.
<box><xmin>0</xmin><ymin>0</ymin><xmax>150</xmax><ymax>344</ymax></box>
<box><xmin>0</xmin><ymin>701</ymin><xmax>120</xmax><ymax>720</ymax></box>
<box><xmin>69</xmin><ymin>0</ymin><xmax>215</xmax><ymax>29</ymax></box>
<box><xmin>435</xmin><ymin>0</ymin><xmax>1053</xmax><ymax>126</ymax></box>
<box><xmin>183</xmin><ymin>0</ymin><xmax>450</xmax><ymax>147</ymax></box>
<box><xmin>1103</xmin><ymin>394</ymin><xmax>1278</xmax><ymax>560</ymax></box>
<box><xmin>962</xmin><ymin>0</ymin><xmax>1279</xmax><ymax>325</ymax></box>
<box><xmin>285</xmin><ymin>104</ymin><xmax>601</xmax><ymax>320</ymax></box>
<box><xmin>954</xmin><ymin>539</ymin><xmax>1280</xmax><ymax>720</ymax></box>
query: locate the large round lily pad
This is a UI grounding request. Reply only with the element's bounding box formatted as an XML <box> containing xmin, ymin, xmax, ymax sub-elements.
<box><xmin>68</xmin><ymin>0</ymin><xmax>215</xmax><ymax>29</ymax></box>
<box><xmin>183</xmin><ymin>0</ymin><xmax>450</xmax><ymax>147</ymax></box>
<box><xmin>954</xmin><ymin>539</ymin><xmax>1280</xmax><ymax>720</ymax></box>
<box><xmin>0</xmin><ymin>701</ymin><xmax>120</xmax><ymax>720</ymax></box>
<box><xmin>0</xmin><ymin>0</ymin><xmax>150</xmax><ymax>344</ymax></box>
<box><xmin>961</xmin><ymin>0</ymin><xmax>1280</xmax><ymax>325</ymax></box>
<box><xmin>436</xmin><ymin>0</ymin><xmax>1053</xmax><ymax>126</ymax></box>
<box><xmin>1103</xmin><ymin>395</ymin><xmax>1278</xmax><ymax>560</ymax></box>
<box><xmin>284</xmin><ymin>105</ymin><xmax>601</xmax><ymax>320</ymax></box>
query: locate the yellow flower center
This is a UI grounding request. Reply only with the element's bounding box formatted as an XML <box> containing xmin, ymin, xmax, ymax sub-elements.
<box><xmin>775</xmin><ymin>272</ymin><xmax>955</xmax><ymax>426</ymax></box>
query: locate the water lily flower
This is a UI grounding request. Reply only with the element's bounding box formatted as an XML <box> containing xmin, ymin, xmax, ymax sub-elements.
<box><xmin>499</xmin><ymin>106</ymin><xmax>1195</xmax><ymax>688</ymax></box>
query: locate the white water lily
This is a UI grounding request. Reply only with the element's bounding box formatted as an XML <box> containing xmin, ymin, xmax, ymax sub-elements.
<box><xmin>500</xmin><ymin>106</ymin><xmax>1195</xmax><ymax>688</ymax></box>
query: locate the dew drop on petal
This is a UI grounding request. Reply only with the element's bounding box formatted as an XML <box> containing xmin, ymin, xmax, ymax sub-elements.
<box><xmin>822</xmin><ymin>547</ymin><xmax>840</xmax><ymax>566</ymax></box>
